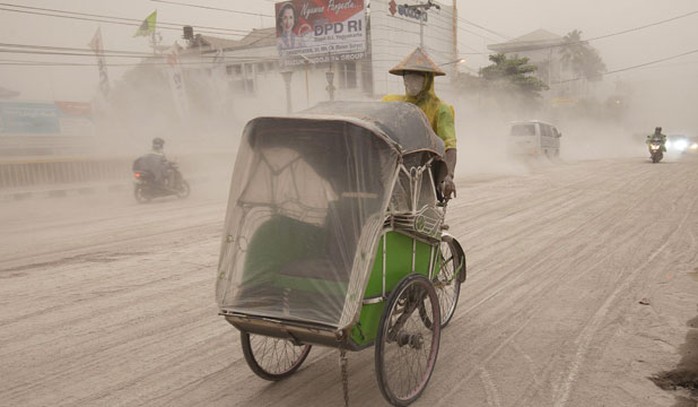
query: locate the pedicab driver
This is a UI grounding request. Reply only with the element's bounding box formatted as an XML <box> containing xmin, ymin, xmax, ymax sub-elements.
<box><xmin>382</xmin><ymin>47</ymin><xmax>457</xmax><ymax>200</ymax></box>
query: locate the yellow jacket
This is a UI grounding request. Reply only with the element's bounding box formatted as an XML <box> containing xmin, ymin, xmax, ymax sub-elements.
<box><xmin>382</xmin><ymin>73</ymin><xmax>457</xmax><ymax>150</ymax></box>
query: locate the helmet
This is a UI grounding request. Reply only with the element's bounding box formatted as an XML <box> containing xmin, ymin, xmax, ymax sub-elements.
<box><xmin>655</xmin><ymin>126</ymin><xmax>662</xmax><ymax>132</ymax></box>
<box><xmin>388</xmin><ymin>47</ymin><xmax>446</xmax><ymax>77</ymax></box>
<box><xmin>152</xmin><ymin>137</ymin><xmax>164</xmax><ymax>149</ymax></box>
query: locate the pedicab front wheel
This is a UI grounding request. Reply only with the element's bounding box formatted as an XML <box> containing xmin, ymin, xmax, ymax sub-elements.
<box><xmin>240</xmin><ymin>332</ymin><xmax>312</xmax><ymax>381</ymax></box>
<box><xmin>434</xmin><ymin>238</ymin><xmax>464</xmax><ymax>328</ymax></box>
<box><xmin>375</xmin><ymin>274</ymin><xmax>441</xmax><ymax>406</ymax></box>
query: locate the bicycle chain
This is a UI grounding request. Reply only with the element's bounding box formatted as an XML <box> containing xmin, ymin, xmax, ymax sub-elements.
<box><xmin>340</xmin><ymin>348</ymin><xmax>349</xmax><ymax>406</ymax></box>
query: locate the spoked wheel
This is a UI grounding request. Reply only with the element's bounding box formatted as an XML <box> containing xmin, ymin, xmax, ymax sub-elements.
<box><xmin>176</xmin><ymin>180</ymin><xmax>190</xmax><ymax>199</ymax></box>
<box><xmin>433</xmin><ymin>238</ymin><xmax>464</xmax><ymax>328</ymax></box>
<box><xmin>375</xmin><ymin>274</ymin><xmax>441</xmax><ymax>406</ymax></box>
<box><xmin>240</xmin><ymin>332</ymin><xmax>311</xmax><ymax>381</ymax></box>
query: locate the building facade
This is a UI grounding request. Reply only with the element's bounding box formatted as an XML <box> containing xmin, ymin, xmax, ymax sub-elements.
<box><xmin>170</xmin><ymin>0</ymin><xmax>458</xmax><ymax>120</ymax></box>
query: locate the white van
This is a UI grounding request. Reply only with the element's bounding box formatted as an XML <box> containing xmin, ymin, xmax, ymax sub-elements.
<box><xmin>508</xmin><ymin>120</ymin><xmax>562</xmax><ymax>158</ymax></box>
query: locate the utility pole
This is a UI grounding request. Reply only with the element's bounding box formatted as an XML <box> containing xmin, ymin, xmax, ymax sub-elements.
<box><xmin>403</xmin><ymin>0</ymin><xmax>440</xmax><ymax>48</ymax></box>
<box><xmin>281</xmin><ymin>70</ymin><xmax>293</xmax><ymax>113</ymax></box>
<box><xmin>149</xmin><ymin>31</ymin><xmax>162</xmax><ymax>55</ymax></box>
<box><xmin>326</xmin><ymin>52</ymin><xmax>336</xmax><ymax>101</ymax></box>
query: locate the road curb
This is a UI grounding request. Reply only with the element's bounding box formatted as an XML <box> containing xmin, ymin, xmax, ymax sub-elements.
<box><xmin>0</xmin><ymin>182</ymin><xmax>130</xmax><ymax>202</ymax></box>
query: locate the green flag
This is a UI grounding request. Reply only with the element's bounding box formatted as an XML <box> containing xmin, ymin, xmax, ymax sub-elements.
<box><xmin>134</xmin><ymin>10</ymin><xmax>157</xmax><ymax>37</ymax></box>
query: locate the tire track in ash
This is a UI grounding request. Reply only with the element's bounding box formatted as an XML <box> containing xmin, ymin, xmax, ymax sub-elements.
<box><xmin>449</xmin><ymin>173</ymin><xmax>639</xmax><ymax>321</ymax></box>
<box><xmin>449</xmin><ymin>158</ymin><xmax>659</xmax><ymax>314</ymax></box>
<box><xmin>432</xmin><ymin>160</ymin><xmax>679</xmax><ymax>405</ymax></box>
<box><xmin>449</xmin><ymin>160</ymin><xmax>655</xmax><ymax>285</ymax></box>
<box><xmin>514</xmin><ymin>158</ymin><xmax>696</xmax><ymax>406</ymax></box>
<box><xmin>0</xmin><ymin>224</ymin><xmax>218</xmax><ymax>331</ymax></box>
<box><xmin>0</xmin><ymin>198</ymin><xmax>225</xmax><ymax>267</ymax></box>
<box><xmin>1</xmin><ymin>271</ymin><xmax>241</xmax><ymax>406</ymax></box>
<box><xmin>448</xmin><ymin>159</ymin><xmax>635</xmax><ymax>234</ymax></box>
<box><xmin>552</xmin><ymin>177</ymin><xmax>698</xmax><ymax>407</ymax></box>
<box><xmin>433</xmin><ymin>207</ymin><xmax>646</xmax><ymax>403</ymax></box>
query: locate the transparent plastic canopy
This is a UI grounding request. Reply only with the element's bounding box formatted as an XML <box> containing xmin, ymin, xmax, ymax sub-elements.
<box><xmin>216</xmin><ymin>102</ymin><xmax>445</xmax><ymax>329</ymax></box>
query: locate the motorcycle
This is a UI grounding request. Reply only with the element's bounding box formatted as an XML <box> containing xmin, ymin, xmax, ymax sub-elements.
<box><xmin>133</xmin><ymin>162</ymin><xmax>190</xmax><ymax>203</ymax></box>
<box><xmin>649</xmin><ymin>141</ymin><xmax>663</xmax><ymax>163</ymax></box>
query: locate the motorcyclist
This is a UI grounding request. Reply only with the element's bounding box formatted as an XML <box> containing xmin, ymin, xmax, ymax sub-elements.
<box><xmin>382</xmin><ymin>47</ymin><xmax>457</xmax><ymax>200</ymax></box>
<box><xmin>132</xmin><ymin>137</ymin><xmax>174</xmax><ymax>187</ymax></box>
<box><xmin>646</xmin><ymin>126</ymin><xmax>667</xmax><ymax>153</ymax></box>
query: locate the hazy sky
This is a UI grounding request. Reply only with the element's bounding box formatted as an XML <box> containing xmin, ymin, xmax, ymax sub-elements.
<box><xmin>1</xmin><ymin>0</ymin><xmax>697</xmax><ymax>103</ymax></box>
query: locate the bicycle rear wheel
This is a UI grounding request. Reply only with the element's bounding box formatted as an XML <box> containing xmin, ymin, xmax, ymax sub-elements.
<box><xmin>434</xmin><ymin>238</ymin><xmax>463</xmax><ymax>327</ymax></box>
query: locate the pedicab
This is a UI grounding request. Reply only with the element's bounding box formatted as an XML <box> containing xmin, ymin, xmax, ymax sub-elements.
<box><xmin>216</xmin><ymin>101</ymin><xmax>466</xmax><ymax>406</ymax></box>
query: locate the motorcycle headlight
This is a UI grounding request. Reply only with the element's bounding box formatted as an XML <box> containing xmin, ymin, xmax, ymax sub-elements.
<box><xmin>690</xmin><ymin>143</ymin><xmax>698</xmax><ymax>150</ymax></box>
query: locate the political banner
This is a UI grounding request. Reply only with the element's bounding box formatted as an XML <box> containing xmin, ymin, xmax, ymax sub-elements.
<box><xmin>0</xmin><ymin>102</ymin><xmax>61</xmax><ymax>134</ymax></box>
<box><xmin>275</xmin><ymin>0</ymin><xmax>366</xmax><ymax>65</ymax></box>
<box><xmin>0</xmin><ymin>101</ymin><xmax>94</xmax><ymax>136</ymax></box>
<box><xmin>56</xmin><ymin>102</ymin><xmax>95</xmax><ymax>137</ymax></box>
<box><xmin>88</xmin><ymin>27</ymin><xmax>110</xmax><ymax>98</ymax></box>
<box><xmin>165</xmin><ymin>51</ymin><xmax>189</xmax><ymax>119</ymax></box>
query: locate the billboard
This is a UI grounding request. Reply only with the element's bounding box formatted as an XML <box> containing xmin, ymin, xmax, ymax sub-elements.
<box><xmin>275</xmin><ymin>0</ymin><xmax>366</xmax><ymax>65</ymax></box>
<box><xmin>0</xmin><ymin>102</ymin><xmax>60</xmax><ymax>134</ymax></box>
<box><xmin>0</xmin><ymin>101</ymin><xmax>93</xmax><ymax>136</ymax></box>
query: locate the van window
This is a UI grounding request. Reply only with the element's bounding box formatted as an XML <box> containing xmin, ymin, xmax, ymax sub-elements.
<box><xmin>511</xmin><ymin>124</ymin><xmax>536</xmax><ymax>136</ymax></box>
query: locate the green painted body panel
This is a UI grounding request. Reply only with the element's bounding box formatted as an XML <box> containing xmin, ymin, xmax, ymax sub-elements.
<box><xmin>242</xmin><ymin>216</ymin><xmax>438</xmax><ymax>345</ymax></box>
<box><xmin>349</xmin><ymin>231</ymin><xmax>436</xmax><ymax>346</ymax></box>
<box><xmin>243</xmin><ymin>215</ymin><xmax>328</xmax><ymax>286</ymax></box>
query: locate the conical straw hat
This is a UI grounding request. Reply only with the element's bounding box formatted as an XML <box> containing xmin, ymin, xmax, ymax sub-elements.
<box><xmin>388</xmin><ymin>47</ymin><xmax>446</xmax><ymax>76</ymax></box>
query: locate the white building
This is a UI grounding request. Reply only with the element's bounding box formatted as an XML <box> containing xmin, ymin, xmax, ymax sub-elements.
<box><xmin>172</xmin><ymin>0</ymin><xmax>458</xmax><ymax>120</ymax></box>
<box><xmin>487</xmin><ymin>29</ymin><xmax>604</xmax><ymax>103</ymax></box>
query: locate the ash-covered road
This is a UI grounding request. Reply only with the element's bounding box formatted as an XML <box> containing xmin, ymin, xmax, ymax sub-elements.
<box><xmin>1</xmin><ymin>156</ymin><xmax>697</xmax><ymax>406</ymax></box>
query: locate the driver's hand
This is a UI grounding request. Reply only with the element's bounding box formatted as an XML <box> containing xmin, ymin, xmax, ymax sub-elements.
<box><xmin>441</xmin><ymin>175</ymin><xmax>456</xmax><ymax>200</ymax></box>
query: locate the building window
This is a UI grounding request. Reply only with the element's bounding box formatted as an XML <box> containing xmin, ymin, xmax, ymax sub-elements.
<box><xmin>229</xmin><ymin>79</ymin><xmax>255</xmax><ymax>95</ymax></box>
<box><xmin>338</xmin><ymin>61</ymin><xmax>357</xmax><ymax>89</ymax></box>
<box><xmin>226</xmin><ymin>64</ymin><xmax>242</xmax><ymax>76</ymax></box>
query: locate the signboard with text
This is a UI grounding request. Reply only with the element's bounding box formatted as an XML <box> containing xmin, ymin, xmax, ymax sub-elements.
<box><xmin>275</xmin><ymin>0</ymin><xmax>366</xmax><ymax>65</ymax></box>
<box><xmin>0</xmin><ymin>101</ymin><xmax>93</xmax><ymax>136</ymax></box>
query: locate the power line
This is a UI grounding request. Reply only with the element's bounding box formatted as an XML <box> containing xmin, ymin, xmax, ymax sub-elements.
<box><xmin>0</xmin><ymin>1</ymin><xmax>501</xmax><ymax>56</ymax></box>
<box><xmin>150</xmin><ymin>0</ymin><xmax>273</xmax><ymax>18</ymax></box>
<box><xmin>0</xmin><ymin>3</ymin><xmax>250</xmax><ymax>37</ymax></box>
<box><xmin>434</xmin><ymin>7</ymin><xmax>510</xmax><ymax>41</ymax></box>
<box><xmin>0</xmin><ymin>42</ymin><xmax>154</xmax><ymax>57</ymax></box>
<box><xmin>0</xmin><ymin>41</ymin><xmax>288</xmax><ymax>65</ymax></box>
<box><xmin>552</xmin><ymin>48</ymin><xmax>698</xmax><ymax>84</ymax></box>
<box><xmin>467</xmin><ymin>8</ymin><xmax>698</xmax><ymax>55</ymax></box>
<box><xmin>456</xmin><ymin>16</ymin><xmax>510</xmax><ymax>41</ymax></box>
<box><xmin>586</xmin><ymin>9</ymin><xmax>698</xmax><ymax>43</ymax></box>
<box><xmin>0</xmin><ymin>58</ymin><xmax>278</xmax><ymax>68</ymax></box>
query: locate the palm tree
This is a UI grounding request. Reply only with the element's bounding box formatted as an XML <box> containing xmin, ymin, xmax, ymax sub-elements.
<box><xmin>480</xmin><ymin>53</ymin><xmax>549</xmax><ymax>97</ymax></box>
<box><xmin>559</xmin><ymin>30</ymin><xmax>606</xmax><ymax>82</ymax></box>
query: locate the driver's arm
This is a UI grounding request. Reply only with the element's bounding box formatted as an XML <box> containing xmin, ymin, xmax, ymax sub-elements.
<box><xmin>437</xmin><ymin>105</ymin><xmax>457</xmax><ymax>197</ymax></box>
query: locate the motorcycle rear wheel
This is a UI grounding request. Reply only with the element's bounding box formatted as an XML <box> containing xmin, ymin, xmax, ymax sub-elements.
<box><xmin>134</xmin><ymin>186</ymin><xmax>151</xmax><ymax>203</ymax></box>
<box><xmin>176</xmin><ymin>180</ymin><xmax>191</xmax><ymax>199</ymax></box>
